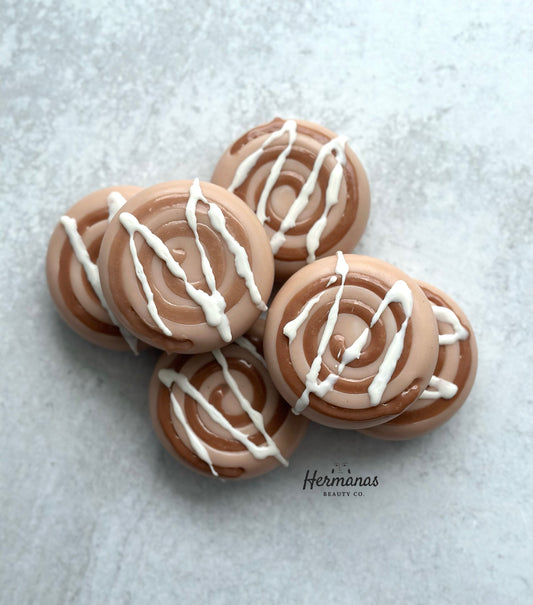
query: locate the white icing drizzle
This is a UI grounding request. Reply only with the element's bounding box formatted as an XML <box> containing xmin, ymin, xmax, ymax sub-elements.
<box><xmin>119</xmin><ymin>179</ymin><xmax>267</xmax><ymax>341</ymax></box>
<box><xmin>184</xmin><ymin>181</ymin><xmax>232</xmax><ymax>340</ymax></box>
<box><xmin>200</xmin><ymin>186</ymin><xmax>267</xmax><ymax>312</ymax></box>
<box><xmin>305</xmin><ymin>166</ymin><xmax>343</xmax><ymax>261</ymax></box>
<box><xmin>227</xmin><ymin>120</ymin><xmax>348</xmax><ymax>259</ymax></box>
<box><xmin>269</xmin><ymin>136</ymin><xmax>347</xmax><ymax>257</ymax></box>
<box><xmin>419</xmin><ymin>302</ymin><xmax>469</xmax><ymax>400</ymax></box>
<box><xmin>303</xmin><ymin>143</ymin><xmax>347</xmax><ymax>262</ymax></box>
<box><xmin>119</xmin><ymin>214</ymin><xmax>175</xmax><ymax>337</ymax></box>
<box><xmin>228</xmin><ymin>120</ymin><xmax>298</xmax><ymax>224</ymax></box>
<box><xmin>158</xmin><ymin>345</ymin><xmax>288</xmax><ymax>477</ymax></box>
<box><xmin>283</xmin><ymin>267</ymin><xmax>339</xmax><ymax>344</ymax></box>
<box><xmin>312</xmin><ymin>278</ymin><xmax>411</xmax><ymax>406</ymax></box>
<box><xmin>367</xmin><ymin>280</ymin><xmax>413</xmax><ymax>406</ymax></box>
<box><xmin>60</xmin><ymin>215</ymin><xmax>139</xmax><ymax>353</ymax></box>
<box><xmin>159</xmin><ymin>369</ymin><xmax>219</xmax><ymax>476</ymax></box>
<box><xmin>293</xmin><ymin>252</ymin><xmax>349</xmax><ymax>414</ymax></box>
<box><xmin>211</xmin><ymin>349</ymin><xmax>287</xmax><ymax>466</ymax></box>
<box><xmin>107</xmin><ymin>191</ymin><xmax>127</xmax><ymax>221</ymax></box>
<box><xmin>420</xmin><ymin>376</ymin><xmax>458</xmax><ymax>400</ymax></box>
<box><xmin>310</xmin><ymin>327</ymin><xmax>369</xmax><ymax>398</ymax></box>
<box><xmin>432</xmin><ymin>304</ymin><xmax>469</xmax><ymax>344</ymax></box>
<box><xmin>286</xmin><ymin>252</ymin><xmax>414</xmax><ymax>412</ymax></box>
<box><xmin>283</xmin><ymin>291</ymin><xmax>326</xmax><ymax>344</ymax></box>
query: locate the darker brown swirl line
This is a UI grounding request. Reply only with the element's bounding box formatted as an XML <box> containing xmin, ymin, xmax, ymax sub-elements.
<box><xmin>57</xmin><ymin>207</ymin><xmax>119</xmax><ymax>337</ymax></box>
<box><xmin>155</xmin><ymin>352</ymin><xmax>290</xmax><ymax>479</ymax></box>
<box><xmin>228</xmin><ymin>118</ymin><xmax>359</xmax><ymax>262</ymax></box>
<box><xmin>276</xmin><ymin>272</ymin><xmax>421</xmax><ymax>422</ymax></box>
<box><xmin>106</xmin><ymin>192</ymin><xmax>251</xmax><ymax>352</ymax></box>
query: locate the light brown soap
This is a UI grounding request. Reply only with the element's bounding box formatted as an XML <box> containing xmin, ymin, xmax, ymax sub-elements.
<box><xmin>149</xmin><ymin>321</ymin><xmax>308</xmax><ymax>479</ymax></box>
<box><xmin>46</xmin><ymin>185</ymin><xmax>143</xmax><ymax>351</ymax></box>
<box><xmin>98</xmin><ymin>180</ymin><xmax>274</xmax><ymax>354</ymax></box>
<box><xmin>359</xmin><ymin>281</ymin><xmax>477</xmax><ymax>440</ymax></box>
<box><xmin>212</xmin><ymin>118</ymin><xmax>370</xmax><ymax>280</ymax></box>
<box><xmin>263</xmin><ymin>254</ymin><xmax>439</xmax><ymax>429</ymax></box>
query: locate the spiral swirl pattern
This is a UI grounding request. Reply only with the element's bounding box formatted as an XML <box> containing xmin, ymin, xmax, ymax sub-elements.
<box><xmin>98</xmin><ymin>180</ymin><xmax>274</xmax><ymax>354</ymax></box>
<box><xmin>211</xmin><ymin>118</ymin><xmax>370</xmax><ymax>280</ymax></box>
<box><xmin>149</xmin><ymin>333</ymin><xmax>308</xmax><ymax>479</ymax></box>
<box><xmin>46</xmin><ymin>185</ymin><xmax>143</xmax><ymax>351</ymax></box>
<box><xmin>264</xmin><ymin>254</ymin><xmax>439</xmax><ymax>429</ymax></box>
<box><xmin>359</xmin><ymin>281</ymin><xmax>477</xmax><ymax>440</ymax></box>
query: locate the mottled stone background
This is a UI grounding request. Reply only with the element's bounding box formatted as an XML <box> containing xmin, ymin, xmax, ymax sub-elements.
<box><xmin>1</xmin><ymin>1</ymin><xmax>532</xmax><ymax>603</ymax></box>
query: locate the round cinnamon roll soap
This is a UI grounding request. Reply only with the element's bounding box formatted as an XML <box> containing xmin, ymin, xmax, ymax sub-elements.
<box><xmin>149</xmin><ymin>324</ymin><xmax>308</xmax><ymax>479</ymax></box>
<box><xmin>212</xmin><ymin>118</ymin><xmax>370</xmax><ymax>280</ymax></box>
<box><xmin>263</xmin><ymin>253</ymin><xmax>439</xmax><ymax>429</ymax></box>
<box><xmin>98</xmin><ymin>180</ymin><xmax>274</xmax><ymax>354</ymax></box>
<box><xmin>46</xmin><ymin>186</ymin><xmax>143</xmax><ymax>351</ymax></box>
<box><xmin>359</xmin><ymin>282</ymin><xmax>477</xmax><ymax>440</ymax></box>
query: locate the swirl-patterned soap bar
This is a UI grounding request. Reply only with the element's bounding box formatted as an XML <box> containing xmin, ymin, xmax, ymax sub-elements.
<box><xmin>359</xmin><ymin>281</ymin><xmax>477</xmax><ymax>440</ymax></box>
<box><xmin>149</xmin><ymin>321</ymin><xmax>308</xmax><ymax>479</ymax></box>
<box><xmin>46</xmin><ymin>186</ymin><xmax>143</xmax><ymax>352</ymax></box>
<box><xmin>212</xmin><ymin>118</ymin><xmax>370</xmax><ymax>280</ymax></box>
<box><xmin>98</xmin><ymin>179</ymin><xmax>274</xmax><ymax>354</ymax></box>
<box><xmin>263</xmin><ymin>253</ymin><xmax>439</xmax><ymax>429</ymax></box>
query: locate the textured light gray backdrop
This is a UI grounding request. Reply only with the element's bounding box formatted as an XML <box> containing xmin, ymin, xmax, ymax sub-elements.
<box><xmin>1</xmin><ymin>1</ymin><xmax>532</xmax><ymax>604</ymax></box>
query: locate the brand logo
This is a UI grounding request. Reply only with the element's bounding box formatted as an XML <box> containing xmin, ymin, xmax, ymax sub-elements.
<box><xmin>302</xmin><ymin>463</ymin><xmax>379</xmax><ymax>497</ymax></box>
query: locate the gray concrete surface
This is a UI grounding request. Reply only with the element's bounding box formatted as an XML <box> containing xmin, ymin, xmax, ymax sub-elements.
<box><xmin>1</xmin><ymin>1</ymin><xmax>532</xmax><ymax>603</ymax></box>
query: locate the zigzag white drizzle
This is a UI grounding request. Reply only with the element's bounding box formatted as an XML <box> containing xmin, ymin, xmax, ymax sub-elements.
<box><xmin>119</xmin><ymin>179</ymin><xmax>267</xmax><ymax>341</ymax></box>
<box><xmin>289</xmin><ymin>252</ymin><xmax>413</xmax><ymax>413</ymax></box>
<box><xmin>432</xmin><ymin>304</ymin><xmax>469</xmax><ymax>344</ymax></box>
<box><xmin>228</xmin><ymin>120</ymin><xmax>348</xmax><ymax>262</ymax></box>
<box><xmin>283</xmin><ymin>290</ymin><xmax>327</xmax><ymax>344</ymax></box>
<box><xmin>196</xmin><ymin>181</ymin><xmax>267</xmax><ymax>312</ymax></box>
<box><xmin>307</xmin><ymin>328</ymin><xmax>370</xmax><ymax>401</ymax></box>
<box><xmin>107</xmin><ymin>191</ymin><xmax>127</xmax><ymax>220</ymax></box>
<box><xmin>293</xmin><ymin>252</ymin><xmax>349</xmax><ymax>413</ymax></box>
<box><xmin>270</xmin><ymin>135</ymin><xmax>347</xmax><ymax>259</ymax></box>
<box><xmin>60</xmin><ymin>204</ymin><xmax>139</xmax><ymax>354</ymax></box>
<box><xmin>420</xmin><ymin>376</ymin><xmax>458</xmax><ymax>400</ymax></box>
<box><xmin>367</xmin><ymin>281</ymin><xmax>413</xmax><ymax>405</ymax></box>
<box><xmin>159</xmin><ymin>339</ymin><xmax>287</xmax><ymax>477</ymax></box>
<box><xmin>420</xmin><ymin>303</ymin><xmax>469</xmax><ymax>400</ymax></box>
<box><xmin>229</xmin><ymin>119</ymin><xmax>298</xmax><ymax>224</ymax></box>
